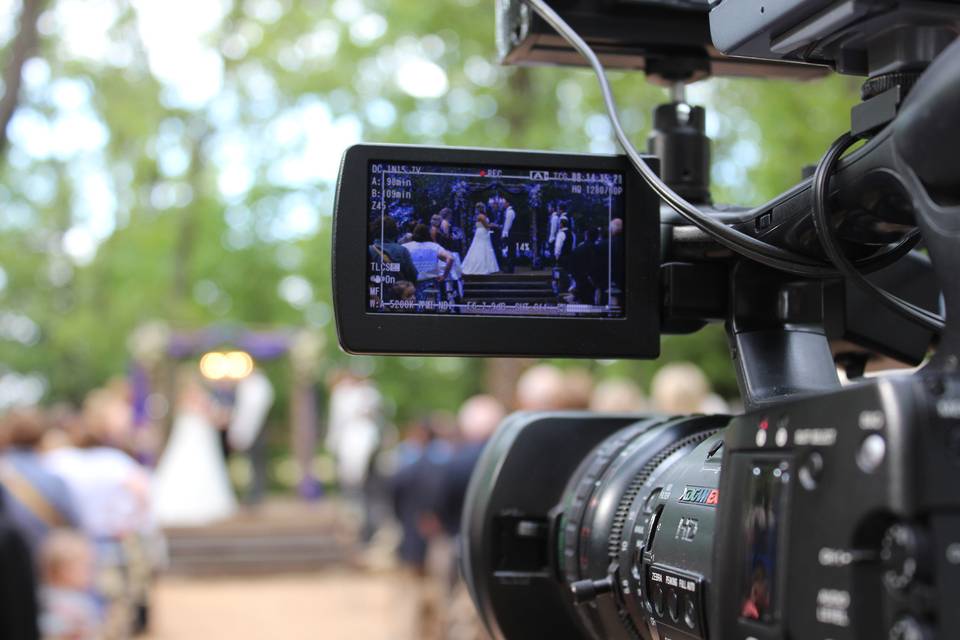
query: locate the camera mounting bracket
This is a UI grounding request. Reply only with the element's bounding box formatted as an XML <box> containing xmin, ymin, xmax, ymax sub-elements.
<box><xmin>726</xmin><ymin>262</ymin><xmax>842</xmax><ymax>410</ymax></box>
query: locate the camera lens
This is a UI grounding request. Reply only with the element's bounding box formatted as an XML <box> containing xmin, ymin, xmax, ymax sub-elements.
<box><xmin>557</xmin><ymin>415</ymin><xmax>726</xmax><ymax>639</ymax></box>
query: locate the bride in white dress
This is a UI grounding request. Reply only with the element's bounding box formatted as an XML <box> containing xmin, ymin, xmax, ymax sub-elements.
<box><xmin>153</xmin><ymin>376</ymin><xmax>237</xmax><ymax>527</ymax></box>
<box><xmin>462</xmin><ymin>212</ymin><xmax>500</xmax><ymax>275</ymax></box>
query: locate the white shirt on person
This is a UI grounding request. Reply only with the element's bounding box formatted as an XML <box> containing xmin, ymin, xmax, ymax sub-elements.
<box><xmin>403</xmin><ymin>240</ymin><xmax>448</xmax><ymax>280</ymax></box>
<box><xmin>501</xmin><ymin>206</ymin><xmax>516</xmax><ymax>239</ymax></box>
<box><xmin>44</xmin><ymin>446</ymin><xmax>152</xmax><ymax>538</ymax></box>
<box><xmin>555</xmin><ymin>229</ymin><xmax>570</xmax><ymax>259</ymax></box>
<box><xmin>548</xmin><ymin>212</ymin><xmax>560</xmax><ymax>242</ymax></box>
<box><xmin>325</xmin><ymin>380</ymin><xmax>383</xmax><ymax>490</ymax></box>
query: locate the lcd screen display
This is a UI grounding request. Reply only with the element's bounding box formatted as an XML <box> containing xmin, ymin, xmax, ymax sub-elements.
<box><xmin>366</xmin><ymin>160</ymin><xmax>626</xmax><ymax>317</ymax></box>
<box><xmin>739</xmin><ymin>460</ymin><xmax>790</xmax><ymax>624</ymax></box>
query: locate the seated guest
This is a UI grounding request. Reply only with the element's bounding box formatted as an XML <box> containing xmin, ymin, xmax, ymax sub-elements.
<box><xmin>0</xmin><ymin>489</ymin><xmax>39</xmax><ymax>640</ymax></box>
<box><xmin>403</xmin><ymin>224</ymin><xmax>454</xmax><ymax>301</ymax></box>
<box><xmin>38</xmin><ymin>529</ymin><xmax>100</xmax><ymax>640</ymax></box>
<box><xmin>368</xmin><ymin>216</ymin><xmax>419</xmax><ymax>297</ymax></box>
<box><xmin>397</xmin><ymin>219</ymin><xmax>417</xmax><ymax>245</ymax></box>
<box><xmin>0</xmin><ymin>409</ymin><xmax>78</xmax><ymax>551</ymax></box>
<box><xmin>43</xmin><ymin>388</ymin><xmax>154</xmax><ymax>639</ymax></box>
<box><xmin>391</xmin><ymin>281</ymin><xmax>417</xmax><ymax>301</ymax></box>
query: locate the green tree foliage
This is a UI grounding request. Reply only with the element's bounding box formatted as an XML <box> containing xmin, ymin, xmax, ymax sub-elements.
<box><xmin>0</xmin><ymin>0</ymin><xmax>858</xmax><ymax>419</ymax></box>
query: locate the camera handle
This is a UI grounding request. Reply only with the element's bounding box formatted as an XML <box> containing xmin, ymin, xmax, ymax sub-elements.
<box><xmin>716</xmin><ymin>38</ymin><xmax>960</xmax><ymax>405</ymax></box>
<box><xmin>651</xmin><ymin>89</ymin><xmax>842</xmax><ymax>410</ymax></box>
<box><xmin>893</xmin><ymin>36</ymin><xmax>960</xmax><ymax>370</ymax></box>
<box><xmin>725</xmin><ymin>263</ymin><xmax>841</xmax><ymax>411</ymax></box>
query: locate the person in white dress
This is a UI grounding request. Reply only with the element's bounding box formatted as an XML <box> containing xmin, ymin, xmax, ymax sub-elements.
<box><xmin>462</xmin><ymin>212</ymin><xmax>500</xmax><ymax>275</ymax></box>
<box><xmin>152</xmin><ymin>375</ymin><xmax>237</xmax><ymax>527</ymax></box>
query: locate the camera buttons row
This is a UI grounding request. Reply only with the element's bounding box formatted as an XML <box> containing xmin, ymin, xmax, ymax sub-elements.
<box><xmin>647</xmin><ymin>566</ymin><xmax>703</xmax><ymax>634</ymax></box>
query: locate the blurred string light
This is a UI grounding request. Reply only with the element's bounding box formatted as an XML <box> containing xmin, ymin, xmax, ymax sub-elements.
<box><xmin>0</xmin><ymin>312</ymin><xmax>41</xmax><ymax>345</ymax></box>
<box><xmin>199</xmin><ymin>350</ymin><xmax>254</xmax><ymax>381</ymax></box>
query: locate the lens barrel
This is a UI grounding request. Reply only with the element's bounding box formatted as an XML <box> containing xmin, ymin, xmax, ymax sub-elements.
<box><xmin>559</xmin><ymin>416</ymin><xmax>726</xmax><ymax>640</ymax></box>
<box><xmin>461</xmin><ymin>412</ymin><xmax>728</xmax><ymax>640</ymax></box>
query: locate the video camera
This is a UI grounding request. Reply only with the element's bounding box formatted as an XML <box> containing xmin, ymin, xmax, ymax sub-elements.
<box><xmin>332</xmin><ymin>0</ymin><xmax>960</xmax><ymax>638</ymax></box>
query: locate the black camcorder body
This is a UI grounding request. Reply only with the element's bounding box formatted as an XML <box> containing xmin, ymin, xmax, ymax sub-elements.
<box><xmin>332</xmin><ymin>0</ymin><xmax>960</xmax><ymax>638</ymax></box>
<box><xmin>462</xmin><ymin>374</ymin><xmax>960</xmax><ymax>640</ymax></box>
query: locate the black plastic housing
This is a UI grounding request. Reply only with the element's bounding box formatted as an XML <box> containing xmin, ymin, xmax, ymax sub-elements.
<box><xmin>462</xmin><ymin>374</ymin><xmax>960</xmax><ymax>640</ymax></box>
<box><xmin>710</xmin><ymin>0</ymin><xmax>960</xmax><ymax>75</ymax></box>
<box><xmin>497</xmin><ymin>0</ymin><xmax>828</xmax><ymax>80</ymax></box>
<box><xmin>332</xmin><ymin>144</ymin><xmax>662</xmax><ymax>358</ymax></box>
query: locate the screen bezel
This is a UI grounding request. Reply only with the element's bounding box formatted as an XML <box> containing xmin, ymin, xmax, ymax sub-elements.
<box><xmin>332</xmin><ymin>143</ymin><xmax>660</xmax><ymax>358</ymax></box>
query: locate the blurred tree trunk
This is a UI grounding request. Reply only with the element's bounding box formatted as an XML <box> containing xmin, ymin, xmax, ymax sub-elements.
<box><xmin>0</xmin><ymin>0</ymin><xmax>45</xmax><ymax>159</ymax></box>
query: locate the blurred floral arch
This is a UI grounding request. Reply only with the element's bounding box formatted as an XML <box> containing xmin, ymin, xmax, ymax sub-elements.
<box><xmin>128</xmin><ymin>321</ymin><xmax>326</xmax><ymax>499</ymax></box>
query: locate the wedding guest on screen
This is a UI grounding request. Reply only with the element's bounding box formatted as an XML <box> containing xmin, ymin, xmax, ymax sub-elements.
<box><xmin>558</xmin><ymin>203</ymin><xmax>572</xmax><ymax>237</ymax></box>
<box><xmin>369</xmin><ymin>216</ymin><xmax>419</xmax><ymax>286</ymax></box>
<box><xmin>547</xmin><ymin>202</ymin><xmax>560</xmax><ymax>249</ymax></box>
<box><xmin>439</xmin><ymin>208</ymin><xmax>453</xmax><ymax>236</ymax></box>
<box><xmin>397</xmin><ymin>219</ymin><xmax>416</xmax><ymax>245</ymax></box>
<box><xmin>570</xmin><ymin>227</ymin><xmax>599</xmax><ymax>304</ymax></box>
<box><xmin>610</xmin><ymin>217</ymin><xmax>625</xmax><ymax>292</ymax></box>
<box><xmin>429</xmin><ymin>210</ymin><xmax>455</xmax><ymax>251</ymax></box>
<box><xmin>499</xmin><ymin>197</ymin><xmax>518</xmax><ymax>273</ymax></box>
<box><xmin>403</xmin><ymin>224</ymin><xmax>455</xmax><ymax>300</ymax></box>
<box><xmin>554</xmin><ymin>218</ymin><xmax>575</xmax><ymax>291</ymax></box>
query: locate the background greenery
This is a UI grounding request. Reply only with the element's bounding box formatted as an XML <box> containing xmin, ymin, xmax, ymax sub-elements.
<box><xmin>0</xmin><ymin>0</ymin><xmax>861</xmax><ymax>427</ymax></box>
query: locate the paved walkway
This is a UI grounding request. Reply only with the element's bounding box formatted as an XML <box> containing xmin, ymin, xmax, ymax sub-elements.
<box><xmin>148</xmin><ymin>570</ymin><xmax>415</xmax><ymax>640</ymax></box>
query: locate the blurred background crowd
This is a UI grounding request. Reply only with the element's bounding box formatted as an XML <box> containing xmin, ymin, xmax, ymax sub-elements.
<box><xmin>0</xmin><ymin>358</ymin><xmax>730</xmax><ymax>639</ymax></box>
<box><xmin>0</xmin><ymin>0</ymin><xmax>864</xmax><ymax>637</ymax></box>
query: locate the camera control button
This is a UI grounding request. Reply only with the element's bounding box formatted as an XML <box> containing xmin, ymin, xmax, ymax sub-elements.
<box><xmin>666</xmin><ymin>588</ymin><xmax>679</xmax><ymax>622</ymax></box>
<box><xmin>881</xmin><ymin>523</ymin><xmax>931</xmax><ymax>591</ymax></box>
<box><xmin>570</xmin><ymin>576</ymin><xmax>613</xmax><ymax>604</ymax></box>
<box><xmin>889</xmin><ymin>615</ymin><xmax>934</xmax><ymax>640</ymax></box>
<box><xmin>798</xmin><ymin>451</ymin><xmax>824</xmax><ymax>491</ymax></box>
<box><xmin>650</xmin><ymin>582</ymin><xmax>664</xmax><ymax>616</ymax></box>
<box><xmin>683</xmin><ymin>595</ymin><xmax>697</xmax><ymax>629</ymax></box>
<box><xmin>857</xmin><ymin>434</ymin><xmax>887</xmax><ymax>473</ymax></box>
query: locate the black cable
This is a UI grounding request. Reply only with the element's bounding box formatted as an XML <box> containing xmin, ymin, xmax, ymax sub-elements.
<box><xmin>523</xmin><ymin>0</ymin><xmax>921</xmax><ymax>279</ymax></box>
<box><xmin>811</xmin><ymin>133</ymin><xmax>944</xmax><ymax>333</ymax></box>
<box><xmin>524</xmin><ymin>0</ymin><xmax>832</xmax><ymax>276</ymax></box>
<box><xmin>854</xmin><ymin>229</ymin><xmax>922</xmax><ymax>274</ymax></box>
